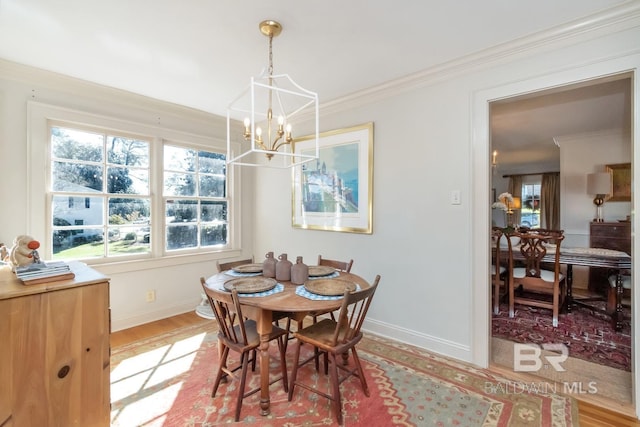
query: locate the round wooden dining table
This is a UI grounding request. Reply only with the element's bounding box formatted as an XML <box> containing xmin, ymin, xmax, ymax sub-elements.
<box><xmin>203</xmin><ymin>270</ymin><xmax>372</xmax><ymax>416</ymax></box>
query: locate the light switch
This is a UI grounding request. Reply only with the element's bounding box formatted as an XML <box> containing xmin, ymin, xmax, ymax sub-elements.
<box><xmin>451</xmin><ymin>190</ymin><xmax>461</xmax><ymax>205</ymax></box>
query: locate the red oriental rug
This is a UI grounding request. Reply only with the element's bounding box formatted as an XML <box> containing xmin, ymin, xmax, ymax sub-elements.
<box><xmin>492</xmin><ymin>301</ymin><xmax>631</xmax><ymax>371</ymax></box>
<box><xmin>110</xmin><ymin>322</ymin><xmax>579</xmax><ymax>426</ymax></box>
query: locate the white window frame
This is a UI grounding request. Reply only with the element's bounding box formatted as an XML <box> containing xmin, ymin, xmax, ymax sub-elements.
<box><xmin>27</xmin><ymin>101</ymin><xmax>241</xmax><ymax>271</ymax></box>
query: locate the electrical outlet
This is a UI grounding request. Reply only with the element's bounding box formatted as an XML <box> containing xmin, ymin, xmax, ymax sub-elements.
<box><xmin>146</xmin><ymin>290</ymin><xmax>156</xmax><ymax>302</ymax></box>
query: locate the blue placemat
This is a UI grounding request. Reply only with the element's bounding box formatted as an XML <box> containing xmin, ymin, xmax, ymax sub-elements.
<box><xmin>239</xmin><ymin>283</ymin><xmax>284</xmax><ymax>297</ymax></box>
<box><xmin>224</xmin><ymin>270</ymin><xmax>262</xmax><ymax>277</ymax></box>
<box><xmin>296</xmin><ymin>284</ymin><xmax>360</xmax><ymax>300</ymax></box>
<box><xmin>307</xmin><ymin>271</ymin><xmax>340</xmax><ymax>280</ymax></box>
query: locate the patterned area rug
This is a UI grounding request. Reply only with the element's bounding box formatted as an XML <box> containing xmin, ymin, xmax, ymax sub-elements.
<box><xmin>110</xmin><ymin>322</ymin><xmax>579</xmax><ymax>426</ymax></box>
<box><xmin>492</xmin><ymin>301</ymin><xmax>631</xmax><ymax>371</ymax></box>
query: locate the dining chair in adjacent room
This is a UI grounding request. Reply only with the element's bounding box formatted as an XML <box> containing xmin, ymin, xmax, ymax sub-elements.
<box><xmin>507</xmin><ymin>229</ymin><xmax>566</xmax><ymax>327</ymax></box>
<box><xmin>200</xmin><ymin>277</ymin><xmax>289</xmax><ymax>422</ymax></box>
<box><xmin>287</xmin><ymin>275</ymin><xmax>380</xmax><ymax>425</ymax></box>
<box><xmin>491</xmin><ymin>227</ymin><xmax>507</xmax><ymax>314</ymax></box>
<box><xmin>607</xmin><ymin>271</ymin><xmax>632</xmax><ymax>314</ymax></box>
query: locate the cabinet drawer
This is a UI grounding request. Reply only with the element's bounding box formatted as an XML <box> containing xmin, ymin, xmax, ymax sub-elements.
<box><xmin>590</xmin><ymin>223</ymin><xmax>630</xmax><ymax>238</ymax></box>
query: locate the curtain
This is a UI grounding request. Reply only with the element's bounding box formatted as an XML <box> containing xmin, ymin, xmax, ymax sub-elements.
<box><xmin>540</xmin><ymin>172</ymin><xmax>560</xmax><ymax>230</ymax></box>
<box><xmin>508</xmin><ymin>176</ymin><xmax>523</xmax><ymax>226</ymax></box>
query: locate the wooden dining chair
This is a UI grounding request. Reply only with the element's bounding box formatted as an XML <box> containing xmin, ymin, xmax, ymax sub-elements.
<box><xmin>200</xmin><ymin>277</ymin><xmax>288</xmax><ymax>422</ymax></box>
<box><xmin>506</xmin><ymin>229</ymin><xmax>566</xmax><ymax>327</ymax></box>
<box><xmin>284</xmin><ymin>255</ymin><xmax>355</xmax><ymax>362</ymax></box>
<box><xmin>491</xmin><ymin>227</ymin><xmax>507</xmax><ymax>314</ymax></box>
<box><xmin>216</xmin><ymin>257</ymin><xmax>254</xmax><ymax>273</ymax></box>
<box><xmin>317</xmin><ymin>255</ymin><xmax>354</xmax><ymax>273</ymax></box>
<box><xmin>287</xmin><ymin>275</ymin><xmax>380</xmax><ymax>425</ymax></box>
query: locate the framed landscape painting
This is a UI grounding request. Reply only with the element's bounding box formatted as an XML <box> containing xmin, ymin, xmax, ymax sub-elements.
<box><xmin>606</xmin><ymin>162</ymin><xmax>631</xmax><ymax>202</ymax></box>
<box><xmin>292</xmin><ymin>123</ymin><xmax>373</xmax><ymax>234</ymax></box>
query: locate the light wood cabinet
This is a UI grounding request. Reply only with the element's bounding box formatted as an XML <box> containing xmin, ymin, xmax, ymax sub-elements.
<box><xmin>589</xmin><ymin>221</ymin><xmax>631</xmax><ymax>293</ymax></box>
<box><xmin>0</xmin><ymin>263</ymin><xmax>110</xmax><ymax>426</ymax></box>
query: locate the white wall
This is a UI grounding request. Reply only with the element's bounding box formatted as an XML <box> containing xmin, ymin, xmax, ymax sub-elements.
<box><xmin>0</xmin><ymin>64</ymin><xmax>255</xmax><ymax>330</ymax></box>
<box><xmin>558</xmin><ymin>129</ymin><xmax>632</xmax><ymax>246</ymax></box>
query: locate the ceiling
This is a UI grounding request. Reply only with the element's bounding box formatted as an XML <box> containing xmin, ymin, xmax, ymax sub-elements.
<box><xmin>491</xmin><ymin>75</ymin><xmax>632</xmax><ymax>175</ymax></box>
<box><xmin>0</xmin><ymin>0</ymin><xmax>632</xmax><ymax>168</ymax></box>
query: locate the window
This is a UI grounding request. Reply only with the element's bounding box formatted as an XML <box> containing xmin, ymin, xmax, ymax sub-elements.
<box><xmin>50</xmin><ymin>125</ymin><xmax>151</xmax><ymax>259</ymax></box>
<box><xmin>31</xmin><ymin>102</ymin><xmax>234</xmax><ymax>265</ymax></box>
<box><xmin>163</xmin><ymin>145</ymin><xmax>228</xmax><ymax>251</ymax></box>
<box><xmin>520</xmin><ymin>182</ymin><xmax>541</xmax><ymax>228</ymax></box>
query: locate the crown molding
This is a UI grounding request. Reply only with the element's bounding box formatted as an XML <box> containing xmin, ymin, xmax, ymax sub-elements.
<box><xmin>320</xmin><ymin>2</ymin><xmax>640</xmax><ymax>117</ymax></box>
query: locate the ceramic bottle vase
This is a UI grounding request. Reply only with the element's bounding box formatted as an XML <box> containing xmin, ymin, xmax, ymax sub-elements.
<box><xmin>275</xmin><ymin>253</ymin><xmax>292</xmax><ymax>281</ymax></box>
<box><xmin>291</xmin><ymin>256</ymin><xmax>309</xmax><ymax>285</ymax></box>
<box><xmin>263</xmin><ymin>251</ymin><xmax>277</xmax><ymax>278</ymax></box>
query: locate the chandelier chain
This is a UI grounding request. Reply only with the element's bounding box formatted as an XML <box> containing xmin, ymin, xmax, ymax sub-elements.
<box><xmin>268</xmin><ymin>34</ymin><xmax>274</xmax><ymax>76</ymax></box>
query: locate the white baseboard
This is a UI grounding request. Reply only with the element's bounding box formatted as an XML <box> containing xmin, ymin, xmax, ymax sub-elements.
<box><xmin>363</xmin><ymin>317</ymin><xmax>472</xmax><ymax>363</ymax></box>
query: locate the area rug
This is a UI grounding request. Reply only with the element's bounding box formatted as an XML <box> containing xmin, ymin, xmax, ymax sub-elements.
<box><xmin>492</xmin><ymin>301</ymin><xmax>631</xmax><ymax>371</ymax></box>
<box><xmin>110</xmin><ymin>322</ymin><xmax>579</xmax><ymax>426</ymax></box>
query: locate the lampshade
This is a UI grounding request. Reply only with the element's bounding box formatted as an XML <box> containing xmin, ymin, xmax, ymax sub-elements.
<box><xmin>511</xmin><ymin>196</ymin><xmax>521</xmax><ymax>210</ymax></box>
<box><xmin>587</xmin><ymin>172</ymin><xmax>611</xmax><ymax>196</ymax></box>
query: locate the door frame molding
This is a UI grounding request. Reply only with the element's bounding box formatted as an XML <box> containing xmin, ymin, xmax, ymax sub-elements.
<box><xmin>471</xmin><ymin>54</ymin><xmax>639</xmax><ymax>416</ymax></box>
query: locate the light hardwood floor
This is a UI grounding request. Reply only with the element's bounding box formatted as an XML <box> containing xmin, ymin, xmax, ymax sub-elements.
<box><xmin>111</xmin><ymin>312</ymin><xmax>640</xmax><ymax>427</ymax></box>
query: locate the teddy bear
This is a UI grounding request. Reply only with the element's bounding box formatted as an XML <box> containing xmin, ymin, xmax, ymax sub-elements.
<box><xmin>9</xmin><ymin>235</ymin><xmax>41</xmax><ymax>268</ymax></box>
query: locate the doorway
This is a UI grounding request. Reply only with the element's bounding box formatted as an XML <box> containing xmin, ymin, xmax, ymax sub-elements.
<box><xmin>470</xmin><ymin>66</ymin><xmax>637</xmax><ymax>417</ymax></box>
<box><xmin>489</xmin><ymin>74</ymin><xmax>633</xmax><ymax>407</ymax></box>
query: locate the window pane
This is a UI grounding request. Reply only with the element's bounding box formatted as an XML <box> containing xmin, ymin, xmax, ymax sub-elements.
<box><xmin>107</xmin><ymin>225</ymin><xmax>150</xmax><ymax>256</ymax></box>
<box><xmin>199</xmin><ymin>175</ymin><xmax>225</xmax><ymax>197</ymax></box>
<box><xmin>200</xmin><ymin>201</ymin><xmax>227</xmax><ymax>222</ymax></box>
<box><xmin>166</xmin><ymin>199</ymin><xmax>198</xmax><ymax>223</ymax></box>
<box><xmin>107</xmin><ymin>167</ymin><xmax>149</xmax><ymax>194</ymax></box>
<box><xmin>164</xmin><ymin>146</ymin><xmax>196</xmax><ymax>172</ymax></box>
<box><xmin>108</xmin><ymin>197</ymin><xmax>150</xmax><ymax>225</ymax></box>
<box><xmin>166</xmin><ymin>224</ymin><xmax>197</xmax><ymax>250</ymax></box>
<box><xmin>199</xmin><ymin>151</ymin><xmax>226</xmax><ymax>174</ymax></box>
<box><xmin>521</xmin><ymin>183</ymin><xmax>541</xmax><ymax>228</ymax></box>
<box><xmin>51</xmin><ymin>127</ymin><xmax>103</xmax><ymax>162</ymax></box>
<box><xmin>52</xmin><ymin>161</ymin><xmax>103</xmax><ymax>192</ymax></box>
<box><xmin>107</xmin><ymin>136</ymin><xmax>149</xmax><ymax>167</ymax></box>
<box><xmin>53</xmin><ymin>196</ymin><xmax>103</xmax><ymax>226</ymax></box>
<box><xmin>51</xmin><ymin>227</ymin><xmax>105</xmax><ymax>258</ymax></box>
<box><xmin>201</xmin><ymin>224</ymin><xmax>227</xmax><ymax>247</ymax></box>
<box><xmin>164</xmin><ymin>172</ymin><xmax>196</xmax><ymax>196</ymax></box>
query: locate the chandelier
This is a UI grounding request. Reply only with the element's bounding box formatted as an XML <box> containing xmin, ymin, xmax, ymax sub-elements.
<box><xmin>226</xmin><ymin>20</ymin><xmax>319</xmax><ymax>168</ymax></box>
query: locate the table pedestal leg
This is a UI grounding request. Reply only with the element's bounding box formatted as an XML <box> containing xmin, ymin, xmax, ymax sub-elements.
<box><xmin>565</xmin><ymin>264</ymin><xmax>573</xmax><ymax>313</ymax></box>
<box><xmin>614</xmin><ymin>272</ymin><xmax>623</xmax><ymax>332</ymax></box>
<box><xmin>256</xmin><ymin>310</ymin><xmax>272</xmax><ymax>416</ymax></box>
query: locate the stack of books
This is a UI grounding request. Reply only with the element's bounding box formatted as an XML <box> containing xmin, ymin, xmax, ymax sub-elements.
<box><xmin>15</xmin><ymin>261</ymin><xmax>75</xmax><ymax>285</ymax></box>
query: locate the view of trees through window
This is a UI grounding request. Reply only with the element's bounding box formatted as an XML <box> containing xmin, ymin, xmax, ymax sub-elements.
<box><xmin>163</xmin><ymin>145</ymin><xmax>227</xmax><ymax>250</ymax></box>
<box><xmin>50</xmin><ymin>125</ymin><xmax>228</xmax><ymax>260</ymax></box>
<box><xmin>51</xmin><ymin>126</ymin><xmax>151</xmax><ymax>259</ymax></box>
<box><xmin>520</xmin><ymin>183</ymin><xmax>541</xmax><ymax>228</ymax></box>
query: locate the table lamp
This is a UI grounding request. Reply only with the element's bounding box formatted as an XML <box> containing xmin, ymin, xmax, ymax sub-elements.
<box><xmin>587</xmin><ymin>172</ymin><xmax>611</xmax><ymax>222</ymax></box>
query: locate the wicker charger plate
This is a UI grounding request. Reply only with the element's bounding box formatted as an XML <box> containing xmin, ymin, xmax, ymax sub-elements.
<box><xmin>308</xmin><ymin>265</ymin><xmax>336</xmax><ymax>277</ymax></box>
<box><xmin>224</xmin><ymin>277</ymin><xmax>276</xmax><ymax>293</ymax></box>
<box><xmin>232</xmin><ymin>263</ymin><xmax>263</xmax><ymax>273</ymax></box>
<box><xmin>304</xmin><ymin>278</ymin><xmax>356</xmax><ymax>296</ymax></box>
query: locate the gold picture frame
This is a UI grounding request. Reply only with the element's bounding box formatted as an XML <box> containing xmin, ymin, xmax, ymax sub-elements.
<box><xmin>606</xmin><ymin>162</ymin><xmax>631</xmax><ymax>202</ymax></box>
<box><xmin>291</xmin><ymin>123</ymin><xmax>374</xmax><ymax>234</ymax></box>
